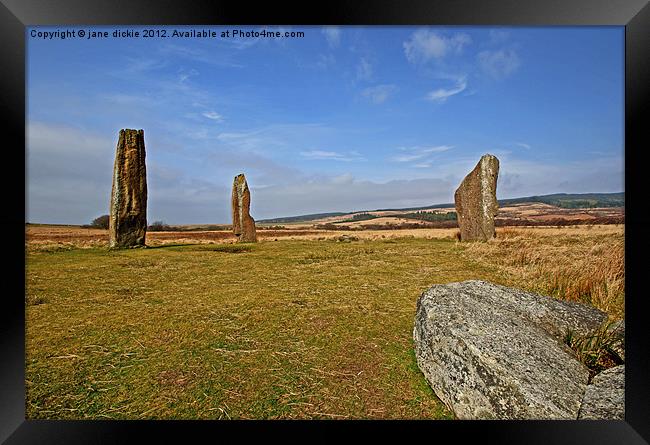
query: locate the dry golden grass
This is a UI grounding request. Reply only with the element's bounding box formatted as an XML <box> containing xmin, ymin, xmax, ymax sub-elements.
<box><xmin>26</xmin><ymin>225</ymin><xmax>461</xmax><ymax>252</ymax></box>
<box><xmin>457</xmin><ymin>225</ymin><xmax>625</xmax><ymax>320</ymax></box>
<box><xmin>343</xmin><ymin>217</ymin><xmax>428</xmax><ymax>227</ymax></box>
<box><xmin>25</xmin><ymin>224</ymin><xmax>625</xmax><ymax>419</ymax></box>
<box><xmin>26</xmin><ymin>238</ymin><xmax>470</xmax><ymax>420</ymax></box>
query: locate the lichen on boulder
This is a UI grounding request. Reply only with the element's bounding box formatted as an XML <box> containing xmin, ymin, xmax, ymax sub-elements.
<box><xmin>413</xmin><ymin>280</ymin><xmax>609</xmax><ymax>419</ymax></box>
<box><xmin>578</xmin><ymin>365</ymin><xmax>625</xmax><ymax>420</ymax></box>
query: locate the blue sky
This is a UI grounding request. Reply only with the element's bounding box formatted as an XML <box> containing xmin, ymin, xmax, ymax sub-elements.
<box><xmin>27</xmin><ymin>26</ymin><xmax>624</xmax><ymax>224</ymax></box>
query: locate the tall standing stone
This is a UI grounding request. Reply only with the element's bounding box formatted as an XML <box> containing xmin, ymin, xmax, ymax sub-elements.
<box><xmin>109</xmin><ymin>129</ymin><xmax>147</xmax><ymax>248</ymax></box>
<box><xmin>231</xmin><ymin>173</ymin><xmax>257</xmax><ymax>243</ymax></box>
<box><xmin>454</xmin><ymin>154</ymin><xmax>499</xmax><ymax>241</ymax></box>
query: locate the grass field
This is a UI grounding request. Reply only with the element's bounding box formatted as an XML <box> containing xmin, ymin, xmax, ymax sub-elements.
<box><xmin>25</xmin><ymin>225</ymin><xmax>624</xmax><ymax>419</ymax></box>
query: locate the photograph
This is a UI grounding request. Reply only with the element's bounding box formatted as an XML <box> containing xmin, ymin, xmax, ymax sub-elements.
<box><xmin>25</xmin><ymin>24</ymin><xmax>626</xmax><ymax>421</ymax></box>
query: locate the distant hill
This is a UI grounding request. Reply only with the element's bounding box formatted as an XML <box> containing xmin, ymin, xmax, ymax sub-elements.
<box><xmin>498</xmin><ymin>192</ymin><xmax>624</xmax><ymax>209</ymax></box>
<box><xmin>259</xmin><ymin>211</ymin><xmax>348</xmax><ymax>224</ymax></box>
<box><xmin>258</xmin><ymin>192</ymin><xmax>624</xmax><ymax>224</ymax></box>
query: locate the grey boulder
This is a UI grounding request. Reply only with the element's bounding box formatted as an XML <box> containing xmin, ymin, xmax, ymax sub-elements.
<box><xmin>413</xmin><ymin>280</ymin><xmax>608</xmax><ymax>419</ymax></box>
<box><xmin>608</xmin><ymin>320</ymin><xmax>625</xmax><ymax>362</ymax></box>
<box><xmin>578</xmin><ymin>365</ymin><xmax>625</xmax><ymax>420</ymax></box>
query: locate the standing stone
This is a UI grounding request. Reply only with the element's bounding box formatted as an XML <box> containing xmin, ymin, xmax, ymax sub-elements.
<box><xmin>231</xmin><ymin>173</ymin><xmax>257</xmax><ymax>243</ymax></box>
<box><xmin>454</xmin><ymin>154</ymin><xmax>499</xmax><ymax>241</ymax></box>
<box><xmin>109</xmin><ymin>129</ymin><xmax>147</xmax><ymax>248</ymax></box>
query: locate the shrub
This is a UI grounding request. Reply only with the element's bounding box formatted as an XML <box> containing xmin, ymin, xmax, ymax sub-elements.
<box><xmin>340</xmin><ymin>213</ymin><xmax>378</xmax><ymax>223</ymax></box>
<box><xmin>90</xmin><ymin>214</ymin><xmax>110</xmax><ymax>229</ymax></box>
<box><xmin>393</xmin><ymin>211</ymin><xmax>457</xmax><ymax>222</ymax></box>
<box><xmin>148</xmin><ymin>221</ymin><xmax>169</xmax><ymax>232</ymax></box>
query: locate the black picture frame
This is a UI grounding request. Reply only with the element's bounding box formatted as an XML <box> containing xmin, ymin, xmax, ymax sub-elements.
<box><xmin>3</xmin><ymin>0</ymin><xmax>648</xmax><ymax>443</ymax></box>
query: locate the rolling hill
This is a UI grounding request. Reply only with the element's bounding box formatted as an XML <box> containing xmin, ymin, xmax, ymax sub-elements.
<box><xmin>258</xmin><ymin>192</ymin><xmax>624</xmax><ymax>224</ymax></box>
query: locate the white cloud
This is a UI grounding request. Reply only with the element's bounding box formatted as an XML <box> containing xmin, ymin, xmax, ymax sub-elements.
<box><xmin>357</xmin><ymin>57</ymin><xmax>373</xmax><ymax>81</ymax></box>
<box><xmin>495</xmin><ymin>155</ymin><xmax>624</xmax><ymax>197</ymax></box>
<box><xmin>316</xmin><ymin>53</ymin><xmax>336</xmax><ymax>69</ymax></box>
<box><xmin>477</xmin><ymin>49</ymin><xmax>521</xmax><ymax>79</ymax></box>
<box><xmin>159</xmin><ymin>44</ymin><xmax>244</xmax><ymax>68</ymax></box>
<box><xmin>331</xmin><ymin>173</ymin><xmax>354</xmax><ymax>184</ymax></box>
<box><xmin>392</xmin><ymin>145</ymin><xmax>453</xmax><ymax>162</ymax></box>
<box><xmin>426</xmin><ymin>77</ymin><xmax>467</xmax><ymax>103</ymax></box>
<box><xmin>322</xmin><ymin>27</ymin><xmax>341</xmax><ymax>48</ymax></box>
<box><xmin>216</xmin><ymin>123</ymin><xmax>332</xmax><ymax>154</ymax></box>
<box><xmin>102</xmin><ymin>93</ymin><xmax>160</xmax><ymax>107</ymax></box>
<box><xmin>26</xmin><ymin>122</ymin><xmax>623</xmax><ymax>225</ymax></box>
<box><xmin>403</xmin><ymin>30</ymin><xmax>471</xmax><ymax>64</ymax></box>
<box><xmin>515</xmin><ymin>142</ymin><xmax>531</xmax><ymax>150</ymax></box>
<box><xmin>254</xmin><ymin>176</ymin><xmax>456</xmax><ymax>218</ymax></box>
<box><xmin>361</xmin><ymin>84</ymin><xmax>397</xmax><ymax>104</ymax></box>
<box><xmin>202</xmin><ymin>111</ymin><xmax>223</xmax><ymax>121</ymax></box>
<box><xmin>179</xmin><ymin>68</ymin><xmax>199</xmax><ymax>83</ymax></box>
<box><xmin>300</xmin><ymin>150</ymin><xmax>364</xmax><ymax>162</ymax></box>
<box><xmin>118</xmin><ymin>57</ymin><xmax>168</xmax><ymax>75</ymax></box>
<box><xmin>488</xmin><ymin>29</ymin><xmax>510</xmax><ymax>45</ymax></box>
<box><xmin>27</xmin><ymin>122</ymin><xmax>116</xmax><ymax>224</ymax></box>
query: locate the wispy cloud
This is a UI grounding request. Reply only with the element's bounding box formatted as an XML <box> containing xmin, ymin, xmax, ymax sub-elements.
<box><xmin>159</xmin><ymin>43</ymin><xmax>244</xmax><ymax>68</ymax></box>
<box><xmin>216</xmin><ymin>123</ymin><xmax>332</xmax><ymax>153</ymax></box>
<box><xmin>26</xmin><ymin>121</ymin><xmax>116</xmax><ymax>224</ymax></box>
<box><xmin>300</xmin><ymin>150</ymin><xmax>365</xmax><ymax>162</ymax></box>
<box><xmin>426</xmin><ymin>76</ymin><xmax>467</xmax><ymax>103</ymax></box>
<box><xmin>331</xmin><ymin>173</ymin><xmax>354</xmax><ymax>184</ymax></box>
<box><xmin>496</xmin><ymin>155</ymin><xmax>624</xmax><ymax>197</ymax></box>
<box><xmin>118</xmin><ymin>57</ymin><xmax>168</xmax><ymax>75</ymax></box>
<box><xmin>202</xmin><ymin>111</ymin><xmax>223</xmax><ymax>121</ymax></box>
<box><xmin>253</xmin><ymin>175</ymin><xmax>455</xmax><ymax>218</ymax></box>
<box><xmin>109</xmin><ymin>55</ymin><xmax>220</xmax><ymax>110</ymax></box>
<box><xmin>515</xmin><ymin>142</ymin><xmax>531</xmax><ymax>150</ymax></box>
<box><xmin>488</xmin><ymin>29</ymin><xmax>510</xmax><ymax>45</ymax></box>
<box><xmin>361</xmin><ymin>84</ymin><xmax>397</xmax><ymax>104</ymax></box>
<box><xmin>220</xmin><ymin>26</ymin><xmax>295</xmax><ymax>50</ymax></box>
<box><xmin>316</xmin><ymin>53</ymin><xmax>336</xmax><ymax>69</ymax></box>
<box><xmin>102</xmin><ymin>93</ymin><xmax>160</xmax><ymax>107</ymax></box>
<box><xmin>392</xmin><ymin>145</ymin><xmax>453</xmax><ymax>162</ymax></box>
<box><xmin>357</xmin><ymin>57</ymin><xmax>373</xmax><ymax>81</ymax></box>
<box><xmin>403</xmin><ymin>29</ymin><xmax>471</xmax><ymax>64</ymax></box>
<box><xmin>178</xmin><ymin>68</ymin><xmax>199</xmax><ymax>83</ymax></box>
<box><xmin>27</xmin><ymin>120</ymin><xmax>624</xmax><ymax>224</ymax></box>
<box><xmin>477</xmin><ymin>49</ymin><xmax>521</xmax><ymax>79</ymax></box>
<box><xmin>220</xmin><ymin>33</ymin><xmax>262</xmax><ymax>50</ymax></box>
<box><xmin>322</xmin><ymin>27</ymin><xmax>341</xmax><ymax>48</ymax></box>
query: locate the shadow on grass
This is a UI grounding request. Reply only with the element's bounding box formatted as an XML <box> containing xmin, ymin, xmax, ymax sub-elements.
<box><xmin>145</xmin><ymin>243</ymin><xmax>256</xmax><ymax>253</ymax></box>
<box><xmin>144</xmin><ymin>243</ymin><xmax>201</xmax><ymax>250</ymax></box>
<box><xmin>197</xmin><ymin>244</ymin><xmax>256</xmax><ymax>253</ymax></box>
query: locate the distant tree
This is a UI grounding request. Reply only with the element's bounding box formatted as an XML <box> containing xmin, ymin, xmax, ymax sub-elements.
<box><xmin>148</xmin><ymin>220</ymin><xmax>168</xmax><ymax>231</ymax></box>
<box><xmin>90</xmin><ymin>214</ymin><xmax>110</xmax><ymax>229</ymax></box>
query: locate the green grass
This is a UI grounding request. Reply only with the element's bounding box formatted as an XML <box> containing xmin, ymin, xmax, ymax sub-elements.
<box><xmin>26</xmin><ymin>237</ymin><xmax>512</xmax><ymax>419</ymax></box>
<box><xmin>564</xmin><ymin>321</ymin><xmax>623</xmax><ymax>379</ymax></box>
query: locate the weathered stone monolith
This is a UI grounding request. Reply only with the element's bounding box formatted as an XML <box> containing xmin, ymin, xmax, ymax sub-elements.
<box><xmin>109</xmin><ymin>129</ymin><xmax>147</xmax><ymax>248</ymax></box>
<box><xmin>232</xmin><ymin>173</ymin><xmax>257</xmax><ymax>243</ymax></box>
<box><xmin>454</xmin><ymin>154</ymin><xmax>499</xmax><ymax>241</ymax></box>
